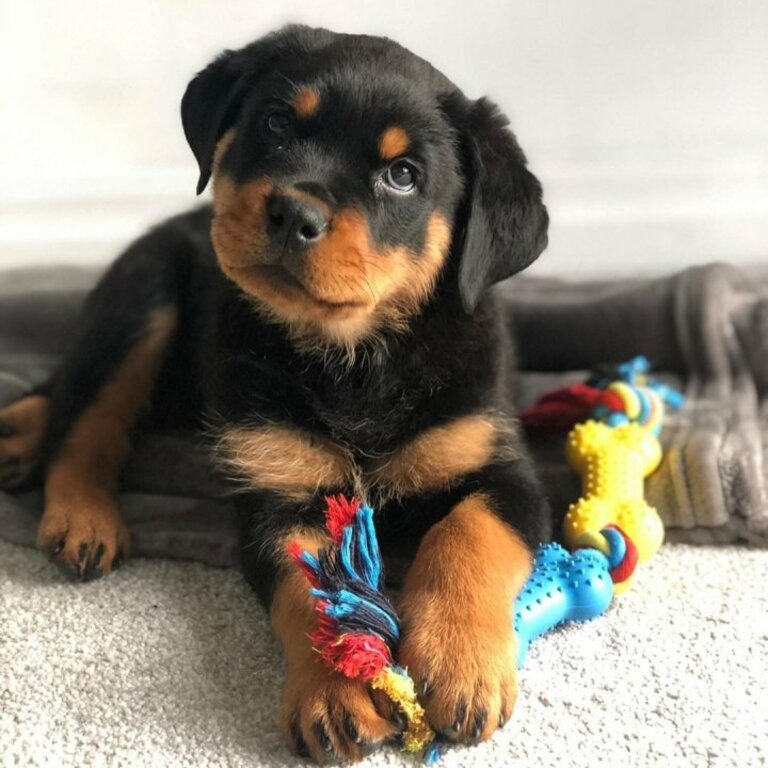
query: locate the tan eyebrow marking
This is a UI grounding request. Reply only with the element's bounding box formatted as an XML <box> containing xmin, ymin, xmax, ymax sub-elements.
<box><xmin>378</xmin><ymin>126</ymin><xmax>411</xmax><ymax>160</ymax></box>
<box><xmin>293</xmin><ymin>86</ymin><xmax>321</xmax><ymax>118</ymax></box>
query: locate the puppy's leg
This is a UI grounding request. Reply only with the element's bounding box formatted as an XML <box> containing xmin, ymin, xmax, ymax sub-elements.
<box><xmin>238</xmin><ymin>492</ymin><xmax>401</xmax><ymax>763</ymax></box>
<box><xmin>398</xmin><ymin>461</ymin><xmax>549</xmax><ymax>743</ymax></box>
<box><xmin>35</xmin><ymin>233</ymin><xmax>187</xmax><ymax>579</ymax></box>
<box><xmin>39</xmin><ymin>307</ymin><xmax>177</xmax><ymax>578</ymax></box>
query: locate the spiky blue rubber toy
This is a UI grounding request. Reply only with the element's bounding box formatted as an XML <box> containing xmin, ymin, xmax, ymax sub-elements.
<box><xmin>514</xmin><ymin>530</ymin><xmax>629</xmax><ymax>668</ymax></box>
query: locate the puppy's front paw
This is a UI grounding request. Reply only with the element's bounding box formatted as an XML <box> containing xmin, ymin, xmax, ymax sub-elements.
<box><xmin>280</xmin><ymin>657</ymin><xmax>401</xmax><ymax>763</ymax></box>
<box><xmin>398</xmin><ymin>598</ymin><xmax>518</xmax><ymax>743</ymax></box>
<box><xmin>37</xmin><ymin>494</ymin><xmax>130</xmax><ymax>580</ymax></box>
<box><xmin>397</xmin><ymin>493</ymin><xmax>533</xmax><ymax>743</ymax></box>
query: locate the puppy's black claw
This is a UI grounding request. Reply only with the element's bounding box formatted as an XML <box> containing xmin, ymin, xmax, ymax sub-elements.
<box><xmin>391</xmin><ymin>708</ymin><xmax>407</xmax><ymax>733</ymax></box>
<box><xmin>342</xmin><ymin>711</ymin><xmax>360</xmax><ymax>743</ymax></box>
<box><xmin>0</xmin><ymin>422</ymin><xmax>16</xmax><ymax>438</ymax></box>
<box><xmin>291</xmin><ymin>721</ymin><xmax>310</xmax><ymax>758</ymax></box>
<box><xmin>313</xmin><ymin>721</ymin><xmax>333</xmax><ymax>753</ymax></box>
<box><xmin>296</xmin><ymin>735</ymin><xmax>310</xmax><ymax>758</ymax></box>
<box><xmin>470</xmin><ymin>709</ymin><xmax>486</xmax><ymax>740</ymax></box>
<box><xmin>453</xmin><ymin>699</ymin><xmax>467</xmax><ymax>732</ymax></box>
<box><xmin>93</xmin><ymin>544</ymin><xmax>106</xmax><ymax>569</ymax></box>
<box><xmin>76</xmin><ymin>542</ymin><xmax>89</xmax><ymax>568</ymax></box>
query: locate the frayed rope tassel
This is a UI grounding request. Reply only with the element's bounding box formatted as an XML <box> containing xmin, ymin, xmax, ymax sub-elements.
<box><xmin>288</xmin><ymin>495</ymin><xmax>441</xmax><ymax>761</ymax></box>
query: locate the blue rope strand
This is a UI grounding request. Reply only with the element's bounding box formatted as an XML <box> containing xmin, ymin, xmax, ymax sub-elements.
<box><xmin>356</xmin><ymin>512</ymin><xmax>377</xmax><ymax>588</ymax></box>
<box><xmin>340</xmin><ymin>526</ymin><xmax>360</xmax><ymax>581</ymax></box>
<box><xmin>325</xmin><ymin>589</ymin><xmax>400</xmax><ymax>639</ymax></box>
<box><xmin>359</xmin><ymin>505</ymin><xmax>382</xmax><ymax>588</ymax></box>
<box><xmin>300</xmin><ymin>551</ymin><xmax>320</xmax><ymax>571</ymax></box>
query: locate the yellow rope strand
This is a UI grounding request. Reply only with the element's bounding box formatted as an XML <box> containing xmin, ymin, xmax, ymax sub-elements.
<box><xmin>371</xmin><ymin>666</ymin><xmax>434</xmax><ymax>753</ymax></box>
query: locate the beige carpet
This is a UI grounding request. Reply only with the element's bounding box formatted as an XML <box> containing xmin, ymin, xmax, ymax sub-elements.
<box><xmin>1</xmin><ymin>539</ymin><xmax>766</xmax><ymax>768</ymax></box>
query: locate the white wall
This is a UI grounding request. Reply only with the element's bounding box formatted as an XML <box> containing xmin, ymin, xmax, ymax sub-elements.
<box><xmin>1</xmin><ymin>0</ymin><xmax>767</xmax><ymax>277</ymax></box>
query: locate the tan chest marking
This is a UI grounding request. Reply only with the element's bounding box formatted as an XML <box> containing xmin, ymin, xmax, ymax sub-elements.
<box><xmin>367</xmin><ymin>413</ymin><xmax>517</xmax><ymax>500</ymax></box>
<box><xmin>219</xmin><ymin>413</ymin><xmax>516</xmax><ymax>502</ymax></box>
<box><xmin>218</xmin><ymin>425</ymin><xmax>357</xmax><ymax>500</ymax></box>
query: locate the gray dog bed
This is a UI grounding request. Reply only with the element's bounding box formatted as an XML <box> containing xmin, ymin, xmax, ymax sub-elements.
<box><xmin>1</xmin><ymin>262</ymin><xmax>767</xmax><ymax>564</ymax></box>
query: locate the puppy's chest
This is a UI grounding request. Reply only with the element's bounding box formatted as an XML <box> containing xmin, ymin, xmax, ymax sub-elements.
<box><xmin>303</xmin><ymin>362</ymin><xmax>438</xmax><ymax>458</ymax></box>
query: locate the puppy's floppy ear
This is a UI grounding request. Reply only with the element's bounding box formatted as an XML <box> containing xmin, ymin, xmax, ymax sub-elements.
<box><xmin>181</xmin><ymin>25</ymin><xmax>335</xmax><ymax>194</ymax></box>
<box><xmin>181</xmin><ymin>50</ymin><xmax>251</xmax><ymax>195</ymax></box>
<box><xmin>444</xmin><ymin>95</ymin><xmax>549</xmax><ymax>313</ymax></box>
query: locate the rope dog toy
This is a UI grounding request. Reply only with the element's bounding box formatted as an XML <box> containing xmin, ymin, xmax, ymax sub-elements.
<box><xmin>288</xmin><ymin>496</ymin><xmax>436</xmax><ymax>758</ymax></box>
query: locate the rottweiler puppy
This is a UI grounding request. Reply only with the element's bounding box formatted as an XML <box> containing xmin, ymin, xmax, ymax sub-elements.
<box><xmin>0</xmin><ymin>25</ymin><xmax>550</xmax><ymax>761</ymax></box>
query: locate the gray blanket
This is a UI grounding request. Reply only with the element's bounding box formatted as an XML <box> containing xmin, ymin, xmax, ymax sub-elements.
<box><xmin>1</xmin><ymin>262</ymin><xmax>766</xmax><ymax>570</ymax></box>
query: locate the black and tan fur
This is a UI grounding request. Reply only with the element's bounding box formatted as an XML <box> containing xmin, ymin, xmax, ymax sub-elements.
<box><xmin>0</xmin><ymin>25</ymin><xmax>551</xmax><ymax>762</ymax></box>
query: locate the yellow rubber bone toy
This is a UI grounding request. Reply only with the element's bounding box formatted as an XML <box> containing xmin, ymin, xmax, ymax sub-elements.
<box><xmin>564</xmin><ymin>420</ymin><xmax>664</xmax><ymax>587</ymax></box>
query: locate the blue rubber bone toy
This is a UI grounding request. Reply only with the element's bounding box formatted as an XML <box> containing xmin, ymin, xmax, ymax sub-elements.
<box><xmin>513</xmin><ymin>528</ymin><xmax>628</xmax><ymax>668</ymax></box>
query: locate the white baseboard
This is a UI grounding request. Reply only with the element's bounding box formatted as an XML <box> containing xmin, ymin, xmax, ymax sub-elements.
<box><xmin>2</xmin><ymin>160</ymin><xmax>766</xmax><ymax>276</ymax></box>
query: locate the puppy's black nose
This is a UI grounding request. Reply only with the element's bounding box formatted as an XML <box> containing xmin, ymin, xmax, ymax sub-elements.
<box><xmin>266</xmin><ymin>194</ymin><xmax>328</xmax><ymax>250</ymax></box>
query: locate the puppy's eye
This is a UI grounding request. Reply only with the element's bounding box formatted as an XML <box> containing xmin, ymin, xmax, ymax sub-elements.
<box><xmin>384</xmin><ymin>161</ymin><xmax>417</xmax><ymax>193</ymax></box>
<box><xmin>265</xmin><ymin>111</ymin><xmax>292</xmax><ymax>136</ymax></box>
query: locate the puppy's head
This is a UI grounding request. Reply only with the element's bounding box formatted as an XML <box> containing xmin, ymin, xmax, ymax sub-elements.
<box><xmin>182</xmin><ymin>25</ymin><xmax>547</xmax><ymax>348</ymax></box>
